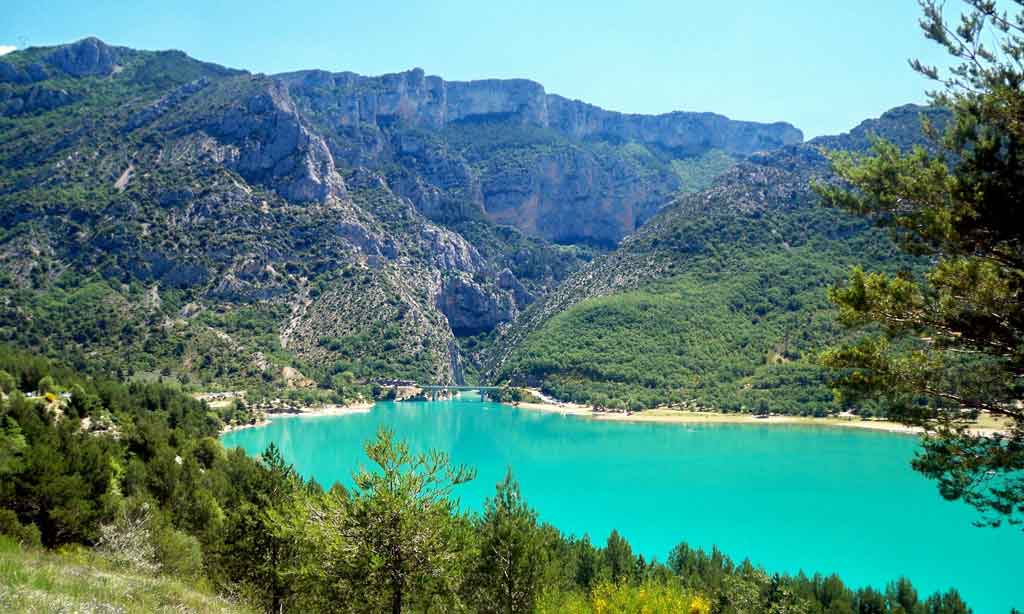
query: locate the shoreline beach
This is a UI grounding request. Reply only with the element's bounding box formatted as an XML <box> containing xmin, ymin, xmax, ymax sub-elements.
<box><xmin>503</xmin><ymin>391</ymin><xmax>1007</xmax><ymax>437</ymax></box>
<box><xmin>219</xmin><ymin>401</ymin><xmax>374</xmax><ymax>434</ymax></box>
<box><xmin>217</xmin><ymin>392</ymin><xmax>1008</xmax><ymax>438</ymax></box>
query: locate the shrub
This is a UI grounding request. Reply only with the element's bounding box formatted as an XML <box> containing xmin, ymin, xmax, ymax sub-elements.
<box><xmin>153</xmin><ymin>526</ymin><xmax>203</xmax><ymax>578</ymax></box>
<box><xmin>0</xmin><ymin>509</ymin><xmax>41</xmax><ymax>548</ymax></box>
<box><xmin>538</xmin><ymin>581</ymin><xmax>711</xmax><ymax>614</ymax></box>
<box><xmin>96</xmin><ymin>504</ymin><xmax>158</xmax><ymax>573</ymax></box>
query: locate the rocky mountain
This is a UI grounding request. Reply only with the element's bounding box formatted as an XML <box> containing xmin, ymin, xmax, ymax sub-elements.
<box><xmin>485</xmin><ymin>105</ymin><xmax>949</xmax><ymax>412</ymax></box>
<box><xmin>0</xmin><ymin>38</ymin><xmax>799</xmax><ymax>388</ymax></box>
<box><xmin>275</xmin><ymin>67</ymin><xmax>801</xmax><ymax>246</ymax></box>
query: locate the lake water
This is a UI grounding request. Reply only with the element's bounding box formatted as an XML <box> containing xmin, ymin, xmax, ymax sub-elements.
<box><xmin>222</xmin><ymin>396</ymin><xmax>1021</xmax><ymax>613</ymax></box>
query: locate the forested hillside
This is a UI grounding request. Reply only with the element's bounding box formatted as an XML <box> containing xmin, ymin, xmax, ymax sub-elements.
<box><xmin>488</xmin><ymin>106</ymin><xmax>947</xmax><ymax>413</ymax></box>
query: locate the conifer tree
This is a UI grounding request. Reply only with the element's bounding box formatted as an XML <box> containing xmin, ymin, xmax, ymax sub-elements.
<box><xmin>817</xmin><ymin>0</ymin><xmax>1024</xmax><ymax>526</ymax></box>
<box><xmin>472</xmin><ymin>468</ymin><xmax>547</xmax><ymax>614</ymax></box>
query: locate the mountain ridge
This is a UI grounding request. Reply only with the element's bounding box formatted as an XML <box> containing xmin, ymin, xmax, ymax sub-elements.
<box><xmin>1</xmin><ymin>37</ymin><xmax>803</xmax><ymax>244</ymax></box>
<box><xmin>274</xmin><ymin>66</ymin><xmax>802</xmax><ymax>155</ymax></box>
<box><xmin>0</xmin><ymin>37</ymin><xmax>920</xmax><ymax>399</ymax></box>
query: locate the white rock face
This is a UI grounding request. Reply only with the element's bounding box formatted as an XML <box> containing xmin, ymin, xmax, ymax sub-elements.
<box><xmin>275</xmin><ymin>68</ymin><xmax>802</xmax><ymax>155</ymax></box>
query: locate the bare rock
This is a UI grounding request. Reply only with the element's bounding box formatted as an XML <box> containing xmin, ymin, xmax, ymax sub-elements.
<box><xmin>46</xmin><ymin>37</ymin><xmax>122</xmax><ymax>77</ymax></box>
<box><xmin>437</xmin><ymin>273</ymin><xmax>516</xmax><ymax>336</ymax></box>
<box><xmin>214</xmin><ymin>82</ymin><xmax>346</xmax><ymax>203</ymax></box>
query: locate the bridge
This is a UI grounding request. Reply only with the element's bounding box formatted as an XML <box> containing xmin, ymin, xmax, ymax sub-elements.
<box><xmin>417</xmin><ymin>384</ymin><xmax>501</xmax><ymax>401</ymax></box>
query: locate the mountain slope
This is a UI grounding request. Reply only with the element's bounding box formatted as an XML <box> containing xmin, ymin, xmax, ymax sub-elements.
<box><xmin>486</xmin><ymin>105</ymin><xmax>948</xmax><ymax>413</ymax></box>
<box><xmin>0</xmin><ymin>38</ymin><xmax>798</xmax><ymax>389</ymax></box>
<box><xmin>0</xmin><ymin>537</ymin><xmax>254</xmax><ymax>614</ymax></box>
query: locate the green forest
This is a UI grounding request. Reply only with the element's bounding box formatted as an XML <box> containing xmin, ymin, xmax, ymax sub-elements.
<box><xmin>499</xmin><ymin>202</ymin><xmax>915</xmax><ymax>414</ymax></box>
<box><xmin>0</xmin><ymin>345</ymin><xmax>971</xmax><ymax>613</ymax></box>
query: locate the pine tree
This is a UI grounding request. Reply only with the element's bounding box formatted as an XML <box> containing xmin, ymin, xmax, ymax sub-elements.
<box><xmin>472</xmin><ymin>468</ymin><xmax>547</xmax><ymax>614</ymax></box>
<box><xmin>604</xmin><ymin>529</ymin><xmax>635</xmax><ymax>584</ymax></box>
<box><xmin>318</xmin><ymin>427</ymin><xmax>475</xmax><ymax>614</ymax></box>
<box><xmin>816</xmin><ymin>0</ymin><xmax>1024</xmax><ymax>526</ymax></box>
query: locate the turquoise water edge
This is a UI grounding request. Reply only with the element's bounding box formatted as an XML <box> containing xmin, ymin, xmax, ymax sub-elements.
<box><xmin>221</xmin><ymin>396</ymin><xmax>1021</xmax><ymax>613</ymax></box>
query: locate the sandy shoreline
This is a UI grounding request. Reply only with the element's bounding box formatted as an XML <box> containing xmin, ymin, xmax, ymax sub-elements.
<box><xmin>219</xmin><ymin>401</ymin><xmax>374</xmax><ymax>434</ymax></box>
<box><xmin>219</xmin><ymin>419</ymin><xmax>271</xmax><ymax>434</ymax></box>
<box><xmin>217</xmin><ymin>393</ymin><xmax>1006</xmax><ymax>438</ymax></box>
<box><xmin>504</xmin><ymin>393</ymin><xmax>1006</xmax><ymax>436</ymax></box>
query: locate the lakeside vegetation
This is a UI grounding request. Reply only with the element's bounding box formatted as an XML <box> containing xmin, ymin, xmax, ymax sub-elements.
<box><xmin>500</xmin><ymin>226</ymin><xmax>910</xmax><ymax>415</ymax></box>
<box><xmin>0</xmin><ymin>345</ymin><xmax>973</xmax><ymax>613</ymax></box>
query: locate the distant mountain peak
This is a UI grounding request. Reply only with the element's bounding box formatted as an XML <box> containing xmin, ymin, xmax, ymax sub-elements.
<box><xmin>275</xmin><ymin>66</ymin><xmax>803</xmax><ymax>154</ymax></box>
<box><xmin>46</xmin><ymin>36</ymin><xmax>123</xmax><ymax>77</ymax></box>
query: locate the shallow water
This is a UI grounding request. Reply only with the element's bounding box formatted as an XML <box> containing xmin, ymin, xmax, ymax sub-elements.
<box><xmin>222</xmin><ymin>397</ymin><xmax>1021</xmax><ymax>613</ymax></box>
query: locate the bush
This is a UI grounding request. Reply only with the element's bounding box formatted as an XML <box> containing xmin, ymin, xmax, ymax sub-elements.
<box><xmin>538</xmin><ymin>581</ymin><xmax>711</xmax><ymax>614</ymax></box>
<box><xmin>153</xmin><ymin>526</ymin><xmax>204</xmax><ymax>578</ymax></box>
<box><xmin>0</xmin><ymin>370</ymin><xmax>15</xmax><ymax>393</ymax></box>
<box><xmin>0</xmin><ymin>509</ymin><xmax>41</xmax><ymax>548</ymax></box>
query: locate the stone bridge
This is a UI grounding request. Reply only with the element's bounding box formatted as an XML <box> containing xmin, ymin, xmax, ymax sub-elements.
<box><xmin>418</xmin><ymin>385</ymin><xmax>501</xmax><ymax>401</ymax></box>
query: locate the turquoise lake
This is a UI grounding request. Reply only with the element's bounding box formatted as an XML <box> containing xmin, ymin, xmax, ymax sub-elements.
<box><xmin>221</xmin><ymin>396</ymin><xmax>1021</xmax><ymax>613</ymax></box>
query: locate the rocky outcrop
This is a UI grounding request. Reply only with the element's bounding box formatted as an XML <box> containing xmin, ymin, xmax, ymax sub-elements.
<box><xmin>497</xmin><ymin>268</ymin><xmax>532</xmax><ymax>306</ymax></box>
<box><xmin>277</xmin><ymin>68</ymin><xmax>801</xmax><ymax>154</ymax></box>
<box><xmin>127</xmin><ymin>77</ymin><xmax>210</xmax><ymax>130</ymax></box>
<box><xmin>421</xmin><ymin>225</ymin><xmax>488</xmax><ymax>273</ymax></box>
<box><xmin>0</xmin><ymin>85</ymin><xmax>78</xmax><ymax>116</ymax></box>
<box><xmin>277</xmin><ymin>67</ymin><xmax>802</xmax><ymax>245</ymax></box>
<box><xmin>210</xmin><ymin>81</ymin><xmax>346</xmax><ymax>203</ymax></box>
<box><xmin>0</xmin><ymin>62</ymin><xmax>22</xmax><ymax>83</ymax></box>
<box><xmin>45</xmin><ymin>38</ymin><xmax>123</xmax><ymax>77</ymax></box>
<box><xmin>0</xmin><ymin>61</ymin><xmax>50</xmax><ymax>84</ymax></box>
<box><xmin>547</xmin><ymin>95</ymin><xmax>802</xmax><ymax>155</ymax></box>
<box><xmin>478</xmin><ymin>146</ymin><xmax>659</xmax><ymax>245</ymax></box>
<box><xmin>437</xmin><ymin>273</ymin><xmax>517</xmax><ymax>336</ymax></box>
<box><xmin>810</xmin><ymin>104</ymin><xmax>950</xmax><ymax>153</ymax></box>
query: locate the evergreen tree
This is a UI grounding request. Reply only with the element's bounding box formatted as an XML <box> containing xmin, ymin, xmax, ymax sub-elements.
<box><xmin>816</xmin><ymin>0</ymin><xmax>1024</xmax><ymax>526</ymax></box>
<box><xmin>0</xmin><ymin>370</ymin><xmax>15</xmax><ymax>394</ymax></box>
<box><xmin>36</xmin><ymin>375</ymin><xmax>56</xmax><ymax>395</ymax></box>
<box><xmin>572</xmin><ymin>534</ymin><xmax>603</xmax><ymax>590</ymax></box>
<box><xmin>924</xmin><ymin>589</ymin><xmax>970</xmax><ymax>614</ymax></box>
<box><xmin>604</xmin><ymin>528</ymin><xmax>635</xmax><ymax>584</ymax></box>
<box><xmin>318</xmin><ymin>427</ymin><xmax>475</xmax><ymax>614</ymax></box>
<box><xmin>67</xmin><ymin>384</ymin><xmax>99</xmax><ymax>420</ymax></box>
<box><xmin>0</xmin><ymin>414</ymin><xmax>27</xmax><ymax>476</ymax></box>
<box><xmin>885</xmin><ymin>577</ymin><xmax>919</xmax><ymax>613</ymax></box>
<box><xmin>472</xmin><ymin>468</ymin><xmax>547</xmax><ymax>614</ymax></box>
<box><xmin>220</xmin><ymin>443</ymin><xmax>304</xmax><ymax>613</ymax></box>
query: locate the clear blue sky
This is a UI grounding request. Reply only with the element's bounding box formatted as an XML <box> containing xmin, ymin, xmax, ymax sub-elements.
<box><xmin>1</xmin><ymin>0</ymin><xmax>956</xmax><ymax>138</ymax></box>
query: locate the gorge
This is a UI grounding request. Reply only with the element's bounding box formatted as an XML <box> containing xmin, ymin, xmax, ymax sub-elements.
<box><xmin>0</xmin><ymin>24</ymin><xmax>1019</xmax><ymax>614</ymax></box>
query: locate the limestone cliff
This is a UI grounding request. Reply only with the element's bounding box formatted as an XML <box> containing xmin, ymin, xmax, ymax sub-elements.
<box><xmin>275</xmin><ymin>68</ymin><xmax>800</xmax><ymax>154</ymax></box>
<box><xmin>276</xmin><ymin>68</ymin><xmax>802</xmax><ymax>245</ymax></box>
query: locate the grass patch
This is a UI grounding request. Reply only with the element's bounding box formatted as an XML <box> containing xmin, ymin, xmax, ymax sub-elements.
<box><xmin>0</xmin><ymin>537</ymin><xmax>253</xmax><ymax>613</ymax></box>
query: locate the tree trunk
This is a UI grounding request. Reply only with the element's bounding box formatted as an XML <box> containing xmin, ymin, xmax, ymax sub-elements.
<box><xmin>391</xmin><ymin>586</ymin><xmax>402</xmax><ymax>614</ymax></box>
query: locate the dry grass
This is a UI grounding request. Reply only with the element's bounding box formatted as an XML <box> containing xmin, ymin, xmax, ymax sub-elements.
<box><xmin>0</xmin><ymin>536</ymin><xmax>254</xmax><ymax>613</ymax></box>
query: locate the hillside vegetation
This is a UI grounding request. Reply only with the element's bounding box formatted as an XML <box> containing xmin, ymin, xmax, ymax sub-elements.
<box><xmin>489</xmin><ymin>106</ymin><xmax>944</xmax><ymax>414</ymax></box>
<box><xmin>504</xmin><ymin>250</ymin><xmax>849</xmax><ymax>413</ymax></box>
<box><xmin>0</xmin><ymin>38</ymin><xmax>792</xmax><ymax>390</ymax></box>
